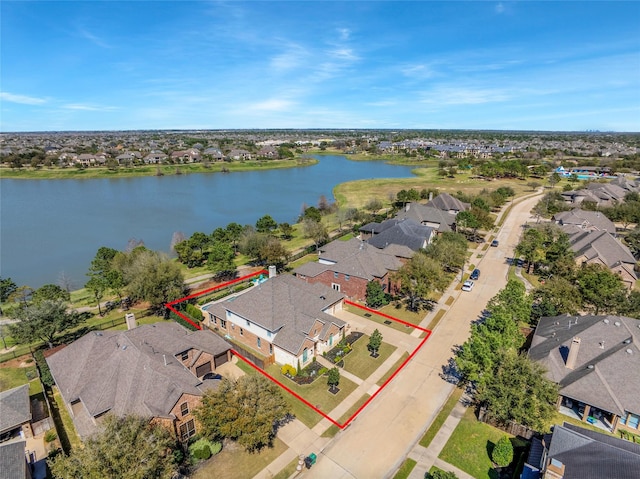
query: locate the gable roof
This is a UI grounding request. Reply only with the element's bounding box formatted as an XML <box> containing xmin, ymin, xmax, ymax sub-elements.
<box><xmin>395</xmin><ymin>203</ymin><xmax>456</xmax><ymax>232</ymax></box>
<box><xmin>553</xmin><ymin>208</ymin><xmax>616</xmax><ymax>232</ymax></box>
<box><xmin>544</xmin><ymin>423</ymin><xmax>640</xmax><ymax>479</ymax></box>
<box><xmin>425</xmin><ymin>192</ymin><xmax>469</xmax><ymax>212</ymax></box>
<box><xmin>565</xmin><ymin>229</ymin><xmax>637</xmax><ymax>276</ymax></box>
<box><xmin>0</xmin><ymin>385</ymin><xmax>31</xmax><ymax>434</ymax></box>
<box><xmin>203</xmin><ymin>275</ymin><xmax>345</xmax><ymax>355</ymax></box>
<box><xmin>0</xmin><ymin>441</ymin><xmax>28</xmax><ymax>479</ymax></box>
<box><xmin>529</xmin><ymin>315</ymin><xmax>640</xmax><ymax>416</ymax></box>
<box><xmin>46</xmin><ymin>322</ymin><xmax>229</xmax><ymax>437</ymax></box>
<box><xmin>367</xmin><ymin>218</ymin><xmax>434</xmax><ymax>251</ymax></box>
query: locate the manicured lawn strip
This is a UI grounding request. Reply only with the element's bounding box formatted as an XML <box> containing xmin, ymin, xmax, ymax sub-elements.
<box><xmin>235</xmin><ymin>358</ymin><xmax>258</xmax><ymax>375</ymax></box>
<box><xmin>342</xmin><ymin>335</ymin><xmax>396</xmax><ymax>380</ymax></box>
<box><xmin>376</xmin><ymin>352</ymin><xmax>410</xmax><ymax>386</ymax></box>
<box><xmin>438</xmin><ymin>408</ymin><xmax>506</xmax><ymax>479</ymax></box>
<box><xmin>419</xmin><ymin>387</ymin><xmax>464</xmax><ymax>448</ymax></box>
<box><xmin>426</xmin><ymin>309</ymin><xmax>447</xmax><ymax>331</ymax></box>
<box><xmin>193</xmin><ymin>438</ymin><xmax>288</xmax><ymax>479</ymax></box>
<box><xmin>50</xmin><ymin>387</ymin><xmax>82</xmax><ymax>452</ymax></box>
<box><xmin>379</xmin><ymin>303</ymin><xmax>429</xmax><ymax>325</ymax></box>
<box><xmin>393</xmin><ymin>458</ymin><xmax>417</xmax><ymax>479</ymax></box>
<box><xmin>264</xmin><ymin>364</ymin><xmax>359</xmax><ymax>429</ymax></box>
<box><xmin>0</xmin><ymin>365</ymin><xmax>37</xmax><ymax>391</ymax></box>
<box><xmin>445</xmin><ymin>296</ymin><xmax>455</xmax><ymax>306</ymax></box>
<box><xmin>321</xmin><ymin>394</ymin><xmax>371</xmax><ymax>438</ymax></box>
<box><xmin>345</xmin><ymin>305</ymin><xmax>415</xmax><ymax>334</ymax></box>
<box><xmin>272</xmin><ymin>456</ymin><xmax>300</xmax><ymax>479</ymax></box>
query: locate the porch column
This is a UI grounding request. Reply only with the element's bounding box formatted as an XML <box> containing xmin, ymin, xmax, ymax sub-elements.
<box><xmin>611</xmin><ymin>415</ymin><xmax>620</xmax><ymax>432</ymax></box>
<box><xmin>555</xmin><ymin>396</ymin><xmax>563</xmax><ymax>409</ymax></box>
<box><xmin>582</xmin><ymin>404</ymin><xmax>591</xmax><ymax>421</ymax></box>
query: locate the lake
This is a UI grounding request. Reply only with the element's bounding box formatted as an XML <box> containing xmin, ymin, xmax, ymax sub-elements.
<box><xmin>0</xmin><ymin>155</ymin><xmax>416</xmax><ymax>288</ymax></box>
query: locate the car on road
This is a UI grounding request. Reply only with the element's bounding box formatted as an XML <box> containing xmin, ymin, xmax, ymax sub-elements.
<box><xmin>462</xmin><ymin>280</ymin><xmax>474</xmax><ymax>292</ymax></box>
<box><xmin>470</xmin><ymin>269</ymin><xmax>480</xmax><ymax>280</ymax></box>
<box><xmin>491</xmin><ymin>239</ymin><xmax>499</xmax><ymax>247</ymax></box>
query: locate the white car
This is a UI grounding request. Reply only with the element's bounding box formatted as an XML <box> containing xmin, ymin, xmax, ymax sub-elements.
<box><xmin>462</xmin><ymin>280</ymin><xmax>474</xmax><ymax>292</ymax></box>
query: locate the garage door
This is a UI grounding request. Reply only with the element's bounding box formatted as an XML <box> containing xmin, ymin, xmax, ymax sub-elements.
<box><xmin>214</xmin><ymin>353</ymin><xmax>229</xmax><ymax>368</ymax></box>
<box><xmin>196</xmin><ymin>362</ymin><xmax>212</xmax><ymax>377</ymax></box>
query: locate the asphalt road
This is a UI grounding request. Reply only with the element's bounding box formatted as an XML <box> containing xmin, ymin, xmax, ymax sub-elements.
<box><xmin>305</xmin><ymin>192</ymin><xmax>543</xmax><ymax>478</ymax></box>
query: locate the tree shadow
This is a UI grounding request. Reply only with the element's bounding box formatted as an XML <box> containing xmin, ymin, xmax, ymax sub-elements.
<box><xmin>440</xmin><ymin>355</ymin><xmax>461</xmax><ymax>384</ymax></box>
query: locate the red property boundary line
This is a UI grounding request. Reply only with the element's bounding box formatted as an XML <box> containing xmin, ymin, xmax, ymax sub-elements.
<box><xmin>168</xmin><ymin>276</ymin><xmax>432</xmax><ymax>429</ymax></box>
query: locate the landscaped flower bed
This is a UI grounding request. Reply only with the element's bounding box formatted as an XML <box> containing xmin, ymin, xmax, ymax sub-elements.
<box><xmin>282</xmin><ymin>361</ymin><xmax>326</xmax><ymax>385</ymax></box>
<box><xmin>323</xmin><ymin>332</ymin><xmax>364</xmax><ymax>367</ymax></box>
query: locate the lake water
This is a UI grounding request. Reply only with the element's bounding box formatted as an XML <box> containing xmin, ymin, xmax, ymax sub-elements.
<box><xmin>0</xmin><ymin>156</ymin><xmax>416</xmax><ymax>288</ymax></box>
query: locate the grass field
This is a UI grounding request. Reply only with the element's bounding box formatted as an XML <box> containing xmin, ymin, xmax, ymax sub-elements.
<box><xmin>346</xmin><ymin>303</ymin><xmax>425</xmax><ymax>334</ymax></box>
<box><xmin>393</xmin><ymin>458</ymin><xmax>417</xmax><ymax>479</ymax></box>
<box><xmin>193</xmin><ymin>438</ymin><xmax>288</xmax><ymax>479</ymax></box>
<box><xmin>342</xmin><ymin>335</ymin><xmax>396</xmax><ymax>380</ymax></box>
<box><xmin>0</xmin><ymin>363</ymin><xmax>37</xmax><ymax>391</ymax></box>
<box><xmin>51</xmin><ymin>387</ymin><xmax>82</xmax><ymax>452</ymax></box>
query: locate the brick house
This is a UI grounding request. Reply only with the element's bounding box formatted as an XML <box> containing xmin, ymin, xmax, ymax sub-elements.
<box><xmin>294</xmin><ymin>237</ymin><xmax>403</xmax><ymax>300</ymax></box>
<box><xmin>202</xmin><ymin>274</ymin><xmax>347</xmax><ymax>369</ymax></box>
<box><xmin>46</xmin><ymin>322</ymin><xmax>231</xmax><ymax>441</ymax></box>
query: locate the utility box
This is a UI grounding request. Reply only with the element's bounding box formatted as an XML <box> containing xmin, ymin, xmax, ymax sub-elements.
<box><xmin>305</xmin><ymin>453</ymin><xmax>317</xmax><ymax>468</ymax></box>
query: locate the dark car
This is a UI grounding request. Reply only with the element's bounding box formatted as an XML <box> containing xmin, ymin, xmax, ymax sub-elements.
<box><xmin>491</xmin><ymin>239</ymin><xmax>499</xmax><ymax>247</ymax></box>
<box><xmin>470</xmin><ymin>269</ymin><xmax>480</xmax><ymax>280</ymax></box>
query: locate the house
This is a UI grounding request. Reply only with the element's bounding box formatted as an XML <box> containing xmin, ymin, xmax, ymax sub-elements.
<box><xmin>394</xmin><ymin>202</ymin><xmax>457</xmax><ymax>233</ymax></box>
<box><xmin>362</xmin><ymin>218</ymin><xmax>435</xmax><ymax>252</ymax></box>
<box><xmin>0</xmin><ymin>385</ymin><xmax>32</xmax><ymax>442</ymax></box>
<box><xmin>529</xmin><ymin>314</ymin><xmax>640</xmax><ymax>434</ymax></box>
<box><xmin>202</xmin><ymin>274</ymin><xmax>347</xmax><ymax>370</ymax></box>
<box><xmin>563</xmin><ymin>229</ymin><xmax>637</xmax><ymax>290</ymax></box>
<box><xmin>203</xmin><ymin>147</ymin><xmax>225</xmax><ymax>161</ymax></box>
<box><xmin>46</xmin><ymin>322</ymin><xmax>231</xmax><ymax>441</ymax></box>
<box><xmin>522</xmin><ymin>422</ymin><xmax>640</xmax><ymax>479</ymax></box>
<box><xmin>227</xmin><ymin>149</ymin><xmax>252</xmax><ymax>160</ymax></box>
<box><xmin>0</xmin><ymin>440</ymin><xmax>32</xmax><ymax>479</ymax></box>
<box><xmin>294</xmin><ymin>238</ymin><xmax>403</xmax><ymax>300</ymax></box>
<box><xmin>425</xmin><ymin>192</ymin><xmax>470</xmax><ymax>214</ymax></box>
<box><xmin>170</xmin><ymin>149</ymin><xmax>200</xmax><ymax>163</ymax></box>
<box><xmin>553</xmin><ymin>209</ymin><xmax>616</xmax><ymax>233</ymax></box>
<box><xmin>257</xmin><ymin>146</ymin><xmax>279</xmax><ymax>159</ymax></box>
<box><xmin>143</xmin><ymin>150</ymin><xmax>167</xmax><ymax>164</ymax></box>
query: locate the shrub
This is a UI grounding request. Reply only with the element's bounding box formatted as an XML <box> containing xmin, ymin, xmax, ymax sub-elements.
<box><xmin>318</xmin><ymin>367</ymin><xmax>328</xmax><ymax>376</ymax></box>
<box><xmin>428</xmin><ymin>468</ymin><xmax>458</xmax><ymax>479</ymax></box>
<box><xmin>210</xmin><ymin>441</ymin><xmax>222</xmax><ymax>455</ymax></box>
<box><xmin>34</xmin><ymin>350</ymin><xmax>54</xmax><ymax>387</ymax></box>
<box><xmin>492</xmin><ymin>436</ymin><xmax>514</xmax><ymax>467</ymax></box>
<box><xmin>185</xmin><ymin>303</ymin><xmax>202</xmax><ymax>321</ymax></box>
<box><xmin>189</xmin><ymin>438</ymin><xmax>218</xmax><ymax>461</ymax></box>
<box><xmin>44</xmin><ymin>429</ymin><xmax>57</xmax><ymax>443</ymax></box>
<box><xmin>281</xmin><ymin>364</ymin><xmax>297</xmax><ymax>377</ymax></box>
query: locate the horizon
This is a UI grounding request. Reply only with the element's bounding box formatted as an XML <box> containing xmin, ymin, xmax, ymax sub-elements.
<box><xmin>2</xmin><ymin>1</ymin><xmax>639</xmax><ymax>132</ymax></box>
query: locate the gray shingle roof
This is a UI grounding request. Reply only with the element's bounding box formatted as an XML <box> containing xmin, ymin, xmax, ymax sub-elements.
<box><xmin>367</xmin><ymin>219</ymin><xmax>434</xmax><ymax>251</ymax></box>
<box><xmin>554</xmin><ymin>208</ymin><xmax>616</xmax><ymax>232</ymax></box>
<box><xmin>425</xmin><ymin>192</ymin><xmax>469</xmax><ymax>212</ymax></box>
<box><xmin>545</xmin><ymin>423</ymin><xmax>640</xmax><ymax>479</ymax></box>
<box><xmin>203</xmin><ymin>275</ymin><xmax>345</xmax><ymax>355</ymax></box>
<box><xmin>0</xmin><ymin>441</ymin><xmax>28</xmax><ymax>479</ymax></box>
<box><xmin>0</xmin><ymin>385</ymin><xmax>31</xmax><ymax>434</ymax></box>
<box><xmin>395</xmin><ymin>203</ymin><xmax>456</xmax><ymax>232</ymax></box>
<box><xmin>529</xmin><ymin>315</ymin><xmax>640</xmax><ymax>416</ymax></box>
<box><xmin>46</xmin><ymin>322</ymin><xmax>230</xmax><ymax>437</ymax></box>
<box><xmin>565</xmin><ymin>229</ymin><xmax>637</xmax><ymax>277</ymax></box>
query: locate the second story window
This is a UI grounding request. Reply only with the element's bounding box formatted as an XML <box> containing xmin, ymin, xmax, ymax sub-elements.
<box><xmin>181</xmin><ymin>351</ymin><xmax>188</xmax><ymax>361</ymax></box>
<box><xmin>180</xmin><ymin>402</ymin><xmax>189</xmax><ymax>416</ymax></box>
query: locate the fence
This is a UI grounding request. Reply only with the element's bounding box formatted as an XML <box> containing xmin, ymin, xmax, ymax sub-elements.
<box><xmin>478</xmin><ymin>406</ymin><xmax>537</xmax><ymax>440</ymax></box>
<box><xmin>227</xmin><ymin>339</ymin><xmax>274</xmax><ymax>370</ymax></box>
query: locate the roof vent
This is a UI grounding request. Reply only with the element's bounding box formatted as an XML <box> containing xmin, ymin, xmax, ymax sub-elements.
<box><xmin>122</xmin><ymin>345</ymin><xmax>127</xmax><ymax>351</ymax></box>
<box><xmin>614</xmin><ymin>321</ymin><xmax>621</xmax><ymax>327</ymax></box>
<box><xmin>624</xmin><ymin>339</ymin><xmax>631</xmax><ymax>344</ymax></box>
<box><xmin>627</xmin><ymin>349</ymin><xmax>633</xmax><ymax>355</ymax></box>
<box><xmin>603</xmin><ymin>319</ymin><xmax>609</xmax><ymax>324</ymax></box>
<box><xmin>587</xmin><ymin>364</ymin><xmax>594</xmax><ymax>369</ymax></box>
<box><xmin>95</xmin><ymin>331</ymin><xmax>103</xmax><ymax>336</ymax></box>
<box><xmin>599</xmin><ymin>341</ymin><xmax>605</xmax><ymax>349</ymax></box>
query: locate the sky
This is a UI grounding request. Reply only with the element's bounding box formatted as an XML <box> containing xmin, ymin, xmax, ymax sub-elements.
<box><xmin>1</xmin><ymin>1</ymin><xmax>639</xmax><ymax>132</ymax></box>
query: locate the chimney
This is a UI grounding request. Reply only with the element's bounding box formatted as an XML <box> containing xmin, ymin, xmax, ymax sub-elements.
<box><xmin>566</xmin><ymin>337</ymin><xmax>581</xmax><ymax>369</ymax></box>
<box><xmin>163</xmin><ymin>354</ymin><xmax>167</xmax><ymax>366</ymax></box>
<box><xmin>405</xmin><ymin>203</ymin><xmax>410</xmax><ymax>212</ymax></box>
<box><xmin>125</xmin><ymin>312</ymin><xmax>137</xmax><ymax>330</ymax></box>
<box><xmin>268</xmin><ymin>265</ymin><xmax>277</xmax><ymax>278</ymax></box>
<box><xmin>429</xmin><ymin>192</ymin><xmax>433</xmax><ymax>201</ymax></box>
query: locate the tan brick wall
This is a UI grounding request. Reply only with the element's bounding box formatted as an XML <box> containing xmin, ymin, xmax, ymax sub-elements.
<box><xmin>170</xmin><ymin>393</ymin><xmax>202</xmax><ymax>440</ymax></box>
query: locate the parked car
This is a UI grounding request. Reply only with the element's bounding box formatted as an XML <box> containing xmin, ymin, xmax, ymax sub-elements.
<box><xmin>462</xmin><ymin>280</ymin><xmax>474</xmax><ymax>292</ymax></box>
<box><xmin>491</xmin><ymin>239</ymin><xmax>499</xmax><ymax>247</ymax></box>
<box><xmin>470</xmin><ymin>269</ymin><xmax>480</xmax><ymax>280</ymax></box>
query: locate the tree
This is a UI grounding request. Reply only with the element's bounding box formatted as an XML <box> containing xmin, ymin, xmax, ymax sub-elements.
<box><xmin>122</xmin><ymin>250</ymin><xmax>186</xmax><ymax>312</ymax></box>
<box><xmin>487</xmin><ymin>279</ymin><xmax>532</xmax><ymax>324</ymax></box>
<box><xmin>225</xmin><ymin>222</ymin><xmax>244</xmax><ymax>254</ymax></box>
<box><xmin>394</xmin><ymin>252</ymin><xmax>447</xmax><ymax>311</ymax></box>
<box><xmin>279</xmin><ymin>222</ymin><xmax>294</xmax><ymax>240</ymax></box>
<box><xmin>208</xmin><ymin>242</ymin><xmax>236</xmax><ymax>278</ymax></box>
<box><xmin>32</xmin><ymin>284</ymin><xmax>71</xmax><ymax>304</ymax></box>
<box><xmin>256</xmin><ymin>214</ymin><xmax>278</xmax><ymax>234</ymax></box>
<box><xmin>492</xmin><ymin>436</ymin><xmax>514</xmax><ymax>468</ymax></box>
<box><xmin>56</xmin><ymin>271</ymin><xmax>75</xmax><ymax>294</ymax></box>
<box><xmin>193</xmin><ymin>375</ymin><xmax>290</xmax><ymax>452</ymax></box>
<box><xmin>48</xmin><ymin>415</ymin><xmax>176</xmax><ymax>479</ymax></box>
<box><xmin>476</xmin><ymin>351</ymin><xmax>558</xmax><ymax>431</ymax></box>
<box><xmin>365</xmin><ymin>281</ymin><xmax>389</xmax><ymax>309</ymax></box>
<box><xmin>576</xmin><ymin>264</ymin><xmax>627</xmax><ymax>315</ymax></box>
<box><xmin>0</xmin><ymin>277</ymin><xmax>17</xmax><ymax>303</ymax></box>
<box><xmin>368</xmin><ymin>329</ymin><xmax>383</xmax><ymax>357</ymax></box>
<box><xmin>623</xmin><ymin>226</ymin><xmax>640</xmax><ymax>259</ymax></box>
<box><xmin>425</xmin><ymin>232</ymin><xmax>467</xmax><ymax>273</ymax></box>
<box><xmin>455</xmin><ymin>210</ymin><xmax>479</xmax><ymax>236</ymax></box>
<box><xmin>429</xmin><ymin>469</ymin><xmax>459</xmax><ymax>479</ymax></box>
<box><xmin>189</xmin><ymin>231</ymin><xmax>210</xmax><ymax>253</ymax></box>
<box><xmin>532</xmin><ymin>277</ymin><xmax>582</xmax><ymax>322</ymax></box>
<box><xmin>8</xmin><ymin>285</ymin><xmax>34</xmax><ymax>307</ymax></box>
<box><xmin>86</xmin><ymin>276</ymin><xmax>107</xmax><ymax>316</ymax></box>
<box><xmin>8</xmin><ymin>300</ymin><xmax>81</xmax><ymax>348</ymax></box>
<box><xmin>302</xmin><ymin>218</ymin><xmax>328</xmax><ymax>251</ymax></box>
<box><xmin>327</xmin><ymin>367</ymin><xmax>340</xmax><ymax>392</ymax></box>
<box><xmin>300</xmin><ymin>206</ymin><xmax>322</xmax><ymax>223</ymax></box>
<box><xmin>258</xmin><ymin>236</ymin><xmax>290</xmax><ymax>270</ymax></box>
<box><xmin>365</xmin><ymin>198</ymin><xmax>383</xmax><ymax>214</ymax></box>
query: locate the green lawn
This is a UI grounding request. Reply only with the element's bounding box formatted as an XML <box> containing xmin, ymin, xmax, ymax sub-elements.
<box><xmin>419</xmin><ymin>387</ymin><xmax>464</xmax><ymax>448</ymax></box>
<box><xmin>264</xmin><ymin>364</ymin><xmax>359</xmax><ymax>428</ymax></box>
<box><xmin>0</xmin><ymin>364</ymin><xmax>37</xmax><ymax>391</ymax></box>
<box><xmin>342</xmin><ymin>335</ymin><xmax>396</xmax><ymax>380</ymax></box>
<box><xmin>393</xmin><ymin>458</ymin><xmax>417</xmax><ymax>479</ymax></box>
<box><xmin>426</xmin><ymin>309</ymin><xmax>447</xmax><ymax>331</ymax></box>
<box><xmin>50</xmin><ymin>387</ymin><xmax>82</xmax><ymax>452</ymax></box>
<box><xmin>438</xmin><ymin>408</ymin><xmax>508</xmax><ymax>479</ymax></box>
<box><xmin>346</xmin><ymin>304</ymin><xmax>421</xmax><ymax>334</ymax></box>
<box><xmin>321</xmin><ymin>394</ymin><xmax>371</xmax><ymax>438</ymax></box>
<box><xmin>376</xmin><ymin>352</ymin><xmax>410</xmax><ymax>386</ymax></box>
<box><xmin>272</xmin><ymin>456</ymin><xmax>300</xmax><ymax>479</ymax></box>
<box><xmin>193</xmin><ymin>438</ymin><xmax>288</xmax><ymax>479</ymax></box>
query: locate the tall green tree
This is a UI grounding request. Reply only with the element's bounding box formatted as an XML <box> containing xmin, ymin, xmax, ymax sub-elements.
<box><xmin>365</xmin><ymin>281</ymin><xmax>389</xmax><ymax>309</ymax></box>
<box><xmin>0</xmin><ymin>277</ymin><xmax>17</xmax><ymax>303</ymax></box>
<box><xmin>425</xmin><ymin>232</ymin><xmax>468</xmax><ymax>273</ymax></box>
<box><xmin>487</xmin><ymin>279</ymin><xmax>533</xmax><ymax>324</ymax></box>
<box><xmin>256</xmin><ymin>215</ymin><xmax>278</xmax><ymax>234</ymax></box>
<box><xmin>368</xmin><ymin>329</ymin><xmax>383</xmax><ymax>357</ymax></box>
<box><xmin>194</xmin><ymin>375</ymin><xmax>289</xmax><ymax>452</ymax></box>
<box><xmin>394</xmin><ymin>252</ymin><xmax>447</xmax><ymax>311</ymax></box>
<box><xmin>8</xmin><ymin>300</ymin><xmax>81</xmax><ymax>348</ymax></box>
<box><xmin>49</xmin><ymin>415</ymin><xmax>176</xmax><ymax>479</ymax></box>
<box><xmin>576</xmin><ymin>264</ymin><xmax>627</xmax><ymax>315</ymax></box>
<box><xmin>328</xmin><ymin>367</ymin><xmax>341</xmax><ymax>392</ymax></box>
<box><xmin>302</xmin><ymin>218</ymin><xmax>328</xmax><ymax>251</ymax></box>
<box><xmin>32</xmin><ymin>284</ymin><xmax>71</xmax><ymax>303</ymax></box>
<box><xmin>208</xmin><ymin>242</ymin><xmax>236</xmax><ymax>278</ymax></box>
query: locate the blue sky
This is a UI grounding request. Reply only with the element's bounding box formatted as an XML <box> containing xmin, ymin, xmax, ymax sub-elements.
<box><xmin>1</xmin><ymin>1</ymin><xmax>639</xmax><ymax>132</ymax></box>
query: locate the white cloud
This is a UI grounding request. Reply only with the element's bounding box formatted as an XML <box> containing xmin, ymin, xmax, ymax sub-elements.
<box><xmin>63</xmin><ymin>104</ymin><xmax>118</xmax><ymax>111</ymax></box>
<box><xmin>0</xmin><ymin>92</ymin><xmax>47</xmax><ymax>105</ymax></box>
<box><xmin>246</xmin><ymin>99</ymin><xmax>295</xmax><ymax>112</ymax></box>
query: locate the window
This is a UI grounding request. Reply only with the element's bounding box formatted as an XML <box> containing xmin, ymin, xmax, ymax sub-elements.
<box><xmin>303</xmin><ymin>348</ymin><xmax>308</xmax><ymax>363</ymax></box>
<box><xmin>332</xmin><ymin>283</ymin><xmax>340</xmax><ymax>292</ymax></box>
<box><xmin>246</xmin><ymin>319</ymin><xmax>250</xmax><ymax>327</ymax></box>
<box><xmin>269</xmin><ymin>344</ymin><xmax>273</xmax><ymax>354</ymax></box>
<box><xmin>267</xmin><ymin>331</ymin><xmax>272</xmax><ymax>338</ymax></box>
<box><xmin>629</xmin><ymin>414</ymin><xmax>640</xmax><ymax>429</ymax></box>
<box><xmin>334</xmin><ymin>272</ymin><xmax>339</xmax><ymax>278</ymax></box>
<box><xmin>220</xmin><ymin>319</ymin><xmax>227</xmax><ymax>329</ymax></box>
<box><xmin>240</xmin><ymin>328</ymin><xmax>244</xmax><ymax>336</ymax></box>
<box><xmin>179</xmin><ymin>419</ymin><xmax>196</xmax><ymax>441</ymax></box>
<box><xmin>180</xmin><ymin>402</ymin><xmax>189</xmax><ymax>416</ymax></box>
<box><xmin>257</xmin><ymin>337</ymin><xmax>261</xmax><ymax>348</ymax></box>
<box><xmin>212</xmin><ymin>317</ymin><xmax>217</xmax><ymax>325</ymax></box>
<box><xmin>180</xmin><ymin>351</ymin><xmax>189</xmax><ymax>361</ymax></box>
<box><xmin>345</xmin><ymin>274</ymin><xmax>350</xmax><ymax>281</ymax></box>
